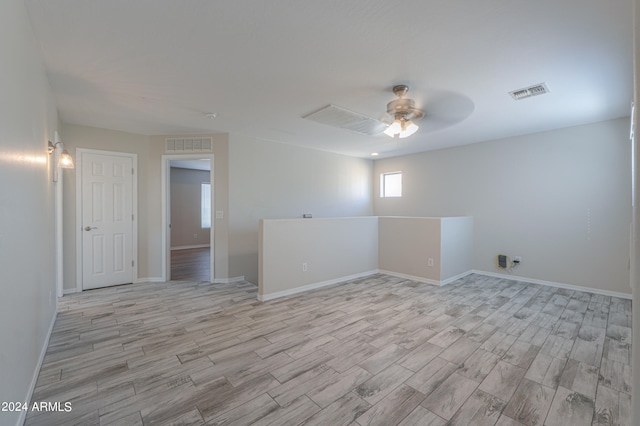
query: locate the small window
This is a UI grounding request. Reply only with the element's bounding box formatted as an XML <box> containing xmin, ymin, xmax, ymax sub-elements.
<box><xmin>201</xmin><ymin>182</ymin><xmax>211</xmax><ymax>228</ymax></box>
<box><xmin>380</xmin><ymin>172</ymin><xmax>402</xmax><ymax>197</ymax></box>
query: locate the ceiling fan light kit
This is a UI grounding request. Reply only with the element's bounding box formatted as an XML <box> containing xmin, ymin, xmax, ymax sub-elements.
<box><xmin>384</xmin><ymin>85</ymin><xmax>424</xmax><ymax>139</ymax></box>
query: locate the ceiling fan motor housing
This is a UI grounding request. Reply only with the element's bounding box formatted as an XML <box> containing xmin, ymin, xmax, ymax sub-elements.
<box><xmin>387</xmin><ymin>98</ymin><xmax>424</xmax><ymax>120</ymax></box>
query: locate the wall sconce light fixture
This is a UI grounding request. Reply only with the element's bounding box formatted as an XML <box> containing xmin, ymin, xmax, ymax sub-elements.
<box><xmin>48</xmin><ymin>131</ymin><xmax>74</xmax><ymax>169</ymax></box>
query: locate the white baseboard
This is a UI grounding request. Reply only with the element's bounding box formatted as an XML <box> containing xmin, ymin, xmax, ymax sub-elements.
<box><xmin>441</xmin><ymin>270</ymin><xmax>474</xmax><ymax>285</ymax></box>
<box><xmin>63</xmin><ymin>278</ymin><xmax>165</xmax><ymax>294</ymax></box>
<box><xmin>170</xmin><ymin>244</ymin><xmax>210</xmax><ymax>251</ymax></box>
<box><xmin>134</xmin><ymin>277</ymin><xmax>165</xmax><ymax>283</ymax></box>
<box><xmin>378</xmin><ymin>269</ymin><xmax>473</xmax><ymax>286</ymax></box>
<box><xmin>258</xmin><ymin>270</ymin><xmax>378</xmax><ymax>302</ymax></box>
<box><xmin>134</xmin><ymin>277</ymin><xmax>246</xmax><ymax>285</ymax></box>
<box><xmin>472</xmin><ymin>270</ymin><xmax>632</xmax><ymax>300</ymax></box>
<box><xmin>257</xmin><ymin>268</ymin><xmax>631</xmax><ymax>303</ymax></box>
<box><xmin>19</xmin><ymin>307</ymin><xmax>57</xmax><ymax>426</ymax></box>
<box><xmin>213</xmin><ymin>276</ymin><xmax>245</xmax><ymax>284</ymax></box>
<box><xmin>71</xmin><ymin>277</ymin><xmax>245</xmax><ymax>286</ymax></box>
<box><xmin>378</xmin><ymin>270</ymin><xmax>440</xmax><ymax>286</ymax></box>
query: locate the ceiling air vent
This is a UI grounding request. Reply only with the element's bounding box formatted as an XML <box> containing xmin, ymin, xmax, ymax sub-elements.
<box><xmin>509</xmin><ymin>83</ymin><xmax>550</xmax><ymax>100</ymax></box>
<box><xmin>166</xmin><ymin>137</ymin><xmax>213</xmax><ymax>153</ymax></box>
<box><xmin>303</xmin><ymin>104</ymin><xmax>386</xmax><ymax>136</ymax></box>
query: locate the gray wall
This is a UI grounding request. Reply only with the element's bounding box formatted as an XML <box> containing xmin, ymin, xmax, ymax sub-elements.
<box><xmin>259</xmin><ymin>217</ymin><xmax>379</xmax><ymax>298</ymax></box>
<box><xmin>0</xmin><ymin>1</ymin><xmax>59</xmax><ymax>424</ymax></box>
<box><xmin>59</xmin><ymin>127</ymin><xmax>231</xmax><ymax>285</ymax></box>
<box><xmin>149</xmin><ymin>134</ymin><xmax>230</xmax><ymax>281</ymax></box>
<box><xmin>60</xmin><ymin>124</ymin><xmax>151</xmax><ymax>287</ymax></box>
<box><xmin>631</xmin><ymin>0</ymin><xmax>639</xmax><ymax>422</ymax></box>
<box><xmin>170</xmin><ymin>167</ymin><xmax>211</xmax><ymax>248</ymax></box>
<box><xmin>374</xmin><ymin>118</ymin><xmax>632</xmax><ymax>294</ymax></box>
<box><xmin>59</xmin><ymin>128</ymin><xmax>373</xmax><ymax>286</ymax></box>
<box><xmin>229</xmin><ymin>133</ymin><xmax>375</xmax><ymax>283</ymax></box>
<box><xmin>60</xmin><ymin>118</ymin><xmax>631</xmax><ymax>295</ymax></box>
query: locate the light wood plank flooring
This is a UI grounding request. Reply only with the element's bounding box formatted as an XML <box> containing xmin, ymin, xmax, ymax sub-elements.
<box><xmin>25</xmin><ymin>274</ymin><xmax>631</xmax><ymax>425</ymax></box>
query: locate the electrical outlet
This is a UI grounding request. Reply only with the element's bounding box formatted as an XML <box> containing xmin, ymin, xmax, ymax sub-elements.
<box><xmin>193</xmin><ymin>233</ymin><xmax>198</xmax><ymax>239</ymax></box>
<box><xmin>302</xmin><ymin>262</ymin><xmax>308</xmax><ymax>272</ymax></box>
<box><xmin>428</xmin><ymin>258</ymin><xmax>434</xmax><ymax>267</ymax></box>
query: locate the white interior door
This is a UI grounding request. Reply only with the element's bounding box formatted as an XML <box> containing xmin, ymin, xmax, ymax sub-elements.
<box><xmin>81</xmin><ymin>151</ymin><xmax>135</xmax><ymax>289</ymax></box>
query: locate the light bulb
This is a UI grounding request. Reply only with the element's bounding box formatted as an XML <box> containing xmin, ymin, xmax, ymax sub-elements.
<box><xmin>384</xmin><ymin>120</ymin><xmax>402</xmax><ymax>137</ymax></box>
<box><xmin>399</xmin><ymin>120</ymin><xmax>419</xmax><ymax>138</ymax></box>
<box><xmin>57</xmin><ymin>149</ymin><xmax>74</xmax><ymax>168</ymax></box>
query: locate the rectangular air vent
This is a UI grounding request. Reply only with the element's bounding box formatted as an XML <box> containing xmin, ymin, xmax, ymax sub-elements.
<box><xmin>303</xmin><ymin>104</ymin><xmax>386</xmax><ymax>136</ymax></box>
<box><xmin>166</xmin><ymin>137</ymin><xmax>213</xmax><ymax>153</ymax></box>
<box><xmin>509</xmin><ymin>83</ymin><xmax>550</xmax><ymax>100</ymax></box>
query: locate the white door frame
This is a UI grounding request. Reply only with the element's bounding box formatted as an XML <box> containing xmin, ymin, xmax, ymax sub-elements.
<box><xmin>76</xmin><ymin>148</ymin><xmax>138</xmax><ymax>292</ymax></box>
<box><xmin>161</xmin><ymin>154</ymin><xmax>215</xmax><ymax>282</ymax></box>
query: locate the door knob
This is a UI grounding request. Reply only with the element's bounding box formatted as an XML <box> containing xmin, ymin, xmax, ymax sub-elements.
<box><xmin>84</xmin><ymin>226</ymin><xmax>98</xmax><ymax>231</ymax></box>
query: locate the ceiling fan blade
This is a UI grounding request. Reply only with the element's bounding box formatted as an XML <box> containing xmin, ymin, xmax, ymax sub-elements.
<box><xmin>420</xmin><ymin>90</ymin><xmax>475</xmax><ymax>131</ymax></box>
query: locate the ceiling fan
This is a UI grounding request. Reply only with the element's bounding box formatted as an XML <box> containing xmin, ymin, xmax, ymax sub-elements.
<box><xmin>303</xmin><ymin>85</ymin><xmax>474</xmax><ymax>138</ymax></box>
<box><xmin>383</xmin><ymin>85</ymin><xmax>424</xmax><ymax>138</ymax></box>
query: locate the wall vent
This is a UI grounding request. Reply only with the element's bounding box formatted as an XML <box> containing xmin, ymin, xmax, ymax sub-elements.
<box><xmin>166</xmin><ymin>137</ymin><xmax>213</xmax><ymax>153</ymax></box>
<box><xmin>509</xmin><ymin>83</ymin><xmax>550</xmax><ymax>100</ymax></box>
<box><xmin>303</xmin><ymin>104</ymin><xmax>386</xmax><ymax>136</ymax></box>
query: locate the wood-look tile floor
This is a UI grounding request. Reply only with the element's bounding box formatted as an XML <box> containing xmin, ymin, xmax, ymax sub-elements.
<box><xmin>25</xmin><ymin>274</ymin><xmax>631</xmax><ymax>426</ymax></box>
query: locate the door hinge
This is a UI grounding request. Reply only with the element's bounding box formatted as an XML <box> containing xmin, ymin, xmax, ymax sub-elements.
<box><xmin>132</xmin><ymin>168</ymin><xmax>134</xmax><ymax>175</ymax></box>
<box><xmin>132</xmin><ymin>214</ymin><xmax>134</xmax><ymax>221</ymax></box>
<box><xmin>132</xmin><ymin>260</ymin><xmax>134</xmax><ymax>267</ymax></box>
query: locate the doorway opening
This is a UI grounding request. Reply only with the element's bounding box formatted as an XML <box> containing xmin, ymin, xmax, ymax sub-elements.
<box><xmin>161</xmin><ymin>154</ymin><xmax>214</xmax><ymax>282</ymax></box>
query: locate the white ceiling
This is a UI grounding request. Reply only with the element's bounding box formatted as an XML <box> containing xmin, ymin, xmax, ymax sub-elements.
<box><xmin>25</xmin><ymin>0</ymin><xmax>633</xmax><ymax>159</ymax></box>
